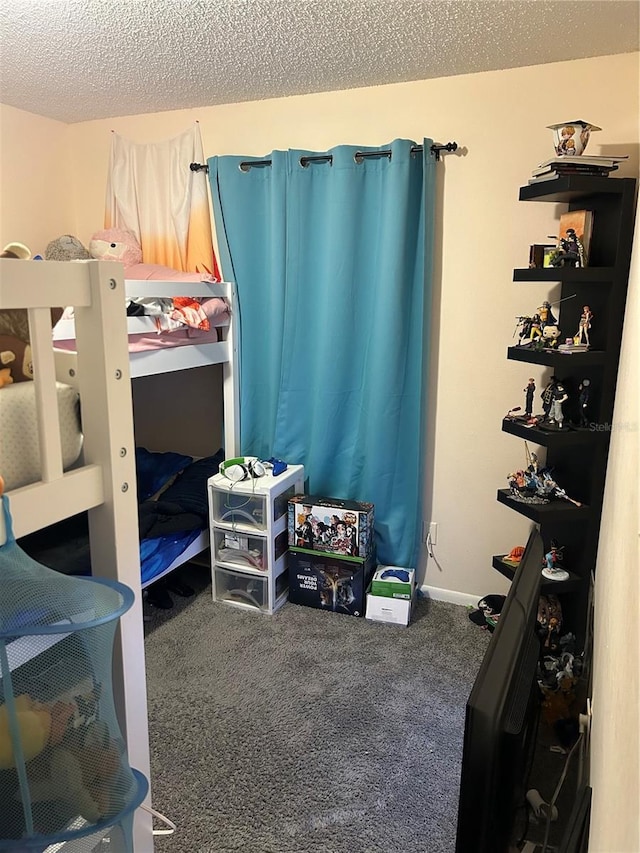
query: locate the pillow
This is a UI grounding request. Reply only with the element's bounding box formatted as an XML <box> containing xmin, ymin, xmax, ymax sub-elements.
<box><xmin>161</xmin><ymin>449</ymin><xmax>225</xmax><ymax>519</ymax></box>
<box><xmin>135</xmin><ymin>447</ymin><xmax>193</xmax><ymax>502</ymax></box>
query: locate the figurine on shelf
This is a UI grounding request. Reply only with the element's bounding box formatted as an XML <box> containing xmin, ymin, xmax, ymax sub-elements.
<box><xmin>578</xmin><ymin>378</ymin><xmax>591</xmax><ymax>428</ymax></box>
<box><xmin>575</xmin><ymin>305</ymin><xmax>594</xmax><ymax>347</ymax></box>
<box><xmin>541</xmin><ymin>376</ymin><xmax>558</xmax><ymax>420</ymax></box>
<box><xmin>541</xmin><ymin>540</ymin><xmax>570</xmax><ymax>582</ymax></box>
<box><xmin>537</xmin><ymin>301</ymin><xmax>558</xmax><ymax>329</ymax></box>
<box><xmin>548</xmin><ymin>228</ymin><xmax>585</xmax><ymax>268</ymax></box>
<box><xmin>524</xmin><ymin>378</ymin><xmax>536</xmax><ymax>416</ymax></box>
<box><xmin>549</xmin><ymin>381</ymin><xmax>569</xmax><ymax>429</ymax></box>
<box><xmin>507</xmin><ymin>442</ymin><xmax>583</xmax><ymax>506</ymax></box>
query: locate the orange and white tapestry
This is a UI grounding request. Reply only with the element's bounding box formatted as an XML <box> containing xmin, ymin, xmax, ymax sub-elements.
<box><xmin>105</xmin><ymin>124</ymin><xmax>220</xmax><ymax>278</ymax></box>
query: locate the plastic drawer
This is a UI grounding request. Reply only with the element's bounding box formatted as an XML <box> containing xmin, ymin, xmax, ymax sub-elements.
<box><xmin>212</xmin><ymin>529</ymin><xmax>288</xmax><ymax>573</ymax></box>
<box><xmin>210</xmin><ymin>487</ymin><xmax>267</xmax><ymax>530</ymax></box>
<box><xmin>213</xmin><ymin>566</ymin><xmax>269</xmax><ymax>611</ymax></box>
<box><xmin>213</xmin><ymin>529</ymin><xmax>268</xmax><ymax>572</ymax></box>
<box><xmin>209</xmin><ymin>483</ymin><xmax>299</xmax><ymax>530</ymax></box>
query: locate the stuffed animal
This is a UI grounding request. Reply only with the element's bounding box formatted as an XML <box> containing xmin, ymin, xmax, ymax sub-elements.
<box><xmin>0</xmin><ymin>335</ymin><xmax>33</xmax><ymax>384</ymax></box>
<box><xmin>89</xmin><ymin>228</ymin><xmax>214</xmax><ymax>282</ymax></box>
<box><xmin>0</xmin><ymin>238</ymin><xmax>68</xmax><ymax>355</ymax></box>
<box><xmin>45</xmin><ymin>234</ymin><xmax>91</xmax><ymax>262</ymax></box>
<box><xmin>1</xmin><ymin>242</ymin><xmax>31</xmax><ymax>260</ymax></box>
<box><xmin>0</xmin><ymin>694</ymin><xmax>52</xmax><ymax>769</ymax></box>
<box><xmin>23</xmin><ymin>728</ymin><xmax>122</xmax><ymax>823</ymax></box>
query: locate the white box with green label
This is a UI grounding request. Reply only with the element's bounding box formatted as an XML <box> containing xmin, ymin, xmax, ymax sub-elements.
<box><xmin>370</xmin><ymin>566</ymin><xmax>415</xmax><ymax>599</ymax></box>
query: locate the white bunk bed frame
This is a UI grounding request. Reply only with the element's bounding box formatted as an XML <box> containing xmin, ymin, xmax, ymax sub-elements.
<box><xmin>53</xmin><ymin>274</ymin><xmax>240</xmax><ymax>591</ymax></box>
<box><xmin>0</xmin><ymin>258</ymin><xmax>239</xmax><ymax>851</ymax></box>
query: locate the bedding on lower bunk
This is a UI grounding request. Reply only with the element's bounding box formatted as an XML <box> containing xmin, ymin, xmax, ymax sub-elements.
<box><xmin>17</xmin><ymin>448</ymin><xmax>224</xmax><ymax>586</ymax></box>
<box><xmin>0</xmin><ymin>381</ymin><xmax>83</xmax><ymax>491</ymax></box>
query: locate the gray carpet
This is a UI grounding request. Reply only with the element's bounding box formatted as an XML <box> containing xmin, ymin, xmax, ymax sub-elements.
<box><xmin>143</xmin><ymin>564</ymin><xmax>490</xmax><ymax>853</ymax></box>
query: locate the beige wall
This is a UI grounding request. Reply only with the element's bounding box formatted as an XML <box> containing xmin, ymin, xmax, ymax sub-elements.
<box><xmin>59</xmin><ymin>51</ymin><xmax>639</xmax><ymax>600</ymax></box>
<box><xmin>1</xmin><ymin>47</ymin><xmax>638</xmax><ymax>850</ymax></box>
<box><xmin>590</xmin><ymin>192</ymin><xmax>640</xmax><ymax>853</ymax></box>
<box><xmin>0</xmin><ymin>104</ymin><xmax>74</xmax><ymax>253</ymax></box>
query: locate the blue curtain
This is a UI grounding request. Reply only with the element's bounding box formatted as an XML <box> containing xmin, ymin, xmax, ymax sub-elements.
<box><xmin>209</xmin><ymin>139</ymin><xmax>435</xmax><ymax>568</ymax></box>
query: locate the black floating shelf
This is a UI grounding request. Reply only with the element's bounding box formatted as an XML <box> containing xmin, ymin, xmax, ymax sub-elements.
<box><xmin>513</xmin><ymin>267</ymin><xmax>615</xmax><ymax>283</ymax></box>
<box><xmin>496</xmin><ymin>489</ymin><xmax>591</xmax><ymax>523</ymax></box>
<box><xmin>507</xmin><ymin>346</ymin><xmax>606</xmax><ymax>367</ymax></box>
<box><xmin>492</xmin><ymin>555</ymin><xmax>583</xmax><ymax>592</ymax></box>
<box><xmin>501</xmin><ymin>418</ymin><xmax>604</xmax><ymax>446</ymax></box>
<box><xmin>519</xmin><ymin>175</ymin><xmax>629</xmax><ymax>203</ymax></box>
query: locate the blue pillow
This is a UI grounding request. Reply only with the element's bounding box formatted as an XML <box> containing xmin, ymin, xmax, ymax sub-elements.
<box><xmin>135</xmin><ymin>447</ymin><xmax>194</xmax><ymax>502</ymax></box>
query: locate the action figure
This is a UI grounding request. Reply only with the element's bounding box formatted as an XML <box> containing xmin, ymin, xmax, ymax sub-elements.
<box><xmin>549</xmin><ymin>381</ymin><xmax>569</xmax><ymax>428</ymax></box>
<box><xmin>541</xmin><ymin>376</ymin><xmax>558</xmax><ymax>420</ymax></box>
<box><xmin>537</xmin><ymin>301</ymin><xmax>558</xmax><ymax>329</ymax></box>
<box><xmin>524</xmin><ymin>378</ymin><xmax>536</xmax><ymax>416</ymax></box>
<box><xmin>541</xmin><ymin>540</ymin><xmax>569</xmax><ymax>582</ymax></box>
<box><xmin>549</xmin><ymin>228</ymin><xmax>585</xmax><ymax>268</ymax></box>
<box><xmin>575</xmin><ymin>305</ymin><xmax>593</xmax><ymax>346</ymax></box>
<box><xmin>578</xmin><ymin>378</ymin><xmax>591</xmax><ymax>428</ymax></box>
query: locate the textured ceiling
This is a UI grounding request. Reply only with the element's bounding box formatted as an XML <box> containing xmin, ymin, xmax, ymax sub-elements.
<box><xmin>0</xmin><ymin>0</ymin><xmax>638</xmax><ymax>124</ymax></box>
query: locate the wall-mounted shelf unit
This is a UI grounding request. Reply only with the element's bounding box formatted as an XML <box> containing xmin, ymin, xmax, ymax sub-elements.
<box><xmin>499</xmin><ymin>175</ymin><xmax>637</xmax><ymax>640</ymax></box>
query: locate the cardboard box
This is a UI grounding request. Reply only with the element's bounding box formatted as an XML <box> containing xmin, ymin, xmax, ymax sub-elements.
<box><xmin>365</xmin><ymin>591</ymin><xmax>415</xmax><ymax>626</ymax></box>
<box><xmin>288</xmin><ymin>495</ymin><xmax>375</xmax><ymax>558</ymax></box>
<box><xmin>288</xmin><ymin>548</ymin><xmax>376</xmax><ymax>617</ymax></box>
<box><xmin>370</xmin><ymin>566</ymin><xmax>415</xmax><ymax>600</ymax></box>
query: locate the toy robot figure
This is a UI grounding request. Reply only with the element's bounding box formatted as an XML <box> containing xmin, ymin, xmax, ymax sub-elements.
<box><xmin>549</xmin><ymin>382</ymin><xmax>569</xmax><ymax>428</ymax></box>
<box><xmin>524</xmin><ymin>378</ymin><xmax>536</xmax><ymax>416</ymax></box>
<box><xmin>576</xmin><ymin>305</ymin><xmax>593</xmax><ymax>346</ymax></box>
<box><xmin>578</xmin><ymin>378</ymin><xmax>591</xmax><ymax>428</ymax></box>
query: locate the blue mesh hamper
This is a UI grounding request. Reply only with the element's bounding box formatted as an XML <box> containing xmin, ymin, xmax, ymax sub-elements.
<box><xmin>0</xmin><ymin>497</ymin><xmax>148</xmax><ymax>851</ymax></box>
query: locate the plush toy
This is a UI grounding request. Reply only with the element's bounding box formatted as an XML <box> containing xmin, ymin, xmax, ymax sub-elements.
<box><xmin>0</xmin><ymin>368</ymin><xmax>13</xmax><ymax>388</ymax></box>
<box><xmin>1</xmin><ymin>242</ymin><xmax>31</xmax><ymax>260</ymax></box>
<box><xmin>89</xmin><ymin>228</ymin><xmax>215</xmax><ymax>282</ymax></box>
<box><xmin>0</xmin><ymin>335</ymin><xmax>33</xmax><ymax>384</ymax></box>
<box><xmin>45</xmin><ymin>234</ymin><xmax>91</xmax><ymax>262</ymax></box>
<box><xmin>0</xmin><ymin>694</ymin><xmax>52</xmax><ymax>769</ymax></box>
<box><xmin>22</xmin><ymin>718</ymin><xmax>122</xmax><ymax>823</ymax></box>
<box><xmin>0</xmin><ymin>238</ymin><xmax>66</xmax><ymax>357</ymax></box>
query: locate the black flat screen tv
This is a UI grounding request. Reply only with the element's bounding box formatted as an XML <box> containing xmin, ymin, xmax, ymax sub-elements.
<box><xmin>455</xmin><ymin>527</ymin><xmax>544</xmax><ymax>853</ymax></box>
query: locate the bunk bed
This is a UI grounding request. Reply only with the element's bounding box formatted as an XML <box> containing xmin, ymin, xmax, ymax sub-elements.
<box><xmin>0</xmin><ymin>257</ymin><xmax>239</xmax><ymax>850</ymax></box>
<box><xmin>2</xmin><ymin>268</ymin><xmax>239</xmax><ymax>595</ymax></box>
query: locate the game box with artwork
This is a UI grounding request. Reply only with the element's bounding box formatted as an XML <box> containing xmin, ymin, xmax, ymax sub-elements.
<box><xmin>288</xmin><ymin>548</ymin><xmax>376</xmax><ymax>617</ymax></box>
<box><xmin>288</xmin><ymin>495</ymin><xmax>375</xmax><ymax>558</ymax></box>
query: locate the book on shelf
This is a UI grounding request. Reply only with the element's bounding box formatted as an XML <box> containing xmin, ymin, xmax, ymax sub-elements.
<box><xmin>531</xmin><ymin>163</ymin><xmax>618</xmax><ymax>177</ymax></box>
<box><xmin>528</xmin><ymin>166</ymin><xmax>618</xmax><ymax>184</ymax></box>
<box><xmin>536</xmin><ymin>155</ymin><xmax>628</xmax><ymax>169</ymax></box>
<box><xmin>556</xmin><ymin>209</ymin><xmax>594</xmax><ymax>265</ymax></box>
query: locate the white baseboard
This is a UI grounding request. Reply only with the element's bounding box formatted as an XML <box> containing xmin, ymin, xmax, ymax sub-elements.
<box><xmin>419</xmin><ymin>584</ymin><xmax>481</xmax><ymax>608</ymax></box>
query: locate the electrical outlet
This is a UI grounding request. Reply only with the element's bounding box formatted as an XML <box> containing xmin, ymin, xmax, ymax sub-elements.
<box><xmin>429</xmin><ymin>522</ymin><xmax>438</xmax><ymax>545</ymax></box>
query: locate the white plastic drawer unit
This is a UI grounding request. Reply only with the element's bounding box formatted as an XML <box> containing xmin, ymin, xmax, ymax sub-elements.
<box><xmin>213</xmin><ymin>529</ymin><xmax>288</xmax><ymax>573</ymax></box>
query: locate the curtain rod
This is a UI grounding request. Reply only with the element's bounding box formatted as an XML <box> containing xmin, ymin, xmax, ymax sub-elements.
<box><xmin>190</xmin><ymin>141</ymin><xmax>458</xmax><ymax>173</ymax></box>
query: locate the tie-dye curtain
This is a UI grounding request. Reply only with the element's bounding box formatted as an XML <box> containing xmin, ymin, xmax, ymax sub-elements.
<box><xmin>105</xmin><ymin>124</ymin><xmax>219</xmax><ymax>277</ymax></box>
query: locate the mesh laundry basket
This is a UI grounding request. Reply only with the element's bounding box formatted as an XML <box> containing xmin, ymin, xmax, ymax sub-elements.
<box><xmin>0</xmin><ymin>497</ymin><xmax>147</xmax><ymax>850</ymax></box>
